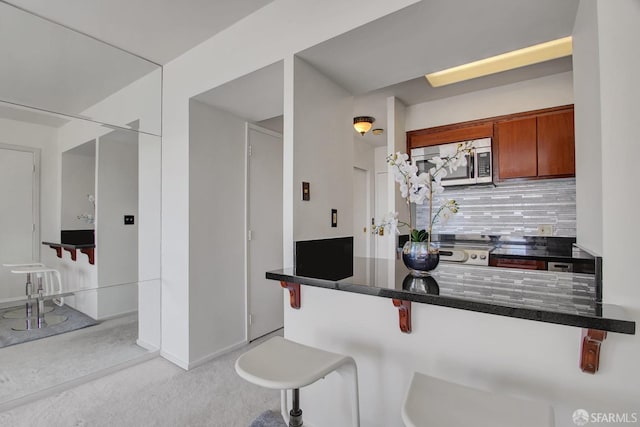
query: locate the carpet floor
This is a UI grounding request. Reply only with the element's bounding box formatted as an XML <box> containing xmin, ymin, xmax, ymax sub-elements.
<box><xmin>0</xmin><ymin>303</ymin><xmax>98</xmax><ymax>348</ymax></box>
<box><xmin>0</xmin><ymin>330</ymin><xmax>282</xmax><ymax>427</ymax></box>
<box><xmin>0</xmin><ymin>313</ymin><xmax>148</xmax><ymax>406</ymax></box>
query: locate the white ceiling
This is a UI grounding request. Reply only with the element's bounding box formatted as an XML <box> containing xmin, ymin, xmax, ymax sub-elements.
<box><xmin>2</xmin><ymin>0</ymin><xmax>580</xmax><ymax>137</ymax></box>
<box><xmin>194</xmin><ymin>61</ymin><xmax>284</xmax><ymax>123</ymax></box>
<box><xmin>4</xmin><ymin>0</ymin><xmax>274</xmax><ymax>64</ymax></box>
<box><xmin>298</xmin><ymin>0</ymin><xmax>579</xmax><ymax>96</ymax></box>
<box><xmin>302</xmin><ymin>0</ymin><xmax>579</xmax><ymax>146</ymax></box>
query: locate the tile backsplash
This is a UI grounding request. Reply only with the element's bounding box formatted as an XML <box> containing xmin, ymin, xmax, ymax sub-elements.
<box><xmin>415</xmin><ymin>178</ymin><xmax>576</xmax><ymax>237</ymax></box>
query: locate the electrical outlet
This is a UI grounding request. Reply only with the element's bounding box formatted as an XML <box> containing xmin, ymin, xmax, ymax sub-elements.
<box><xmin>537</xmin><ymin>224</ymin><xmax>553</xmax><ymax>236</ymax></box>
<box><xmin>124</xmin><ymin>215</ymin><xmax>135</xmax><ymax>225</ymax></box>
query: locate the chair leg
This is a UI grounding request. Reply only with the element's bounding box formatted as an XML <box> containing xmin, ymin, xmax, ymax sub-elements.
<box><xmin>289</xmin><ymin>388</ymin><xmax>303</xmax><ymax>427</ymax></box>
<box><xmin>336</xmin><ymin>360</ymin><xmax>360</xmax><ymax>427</ymax></box>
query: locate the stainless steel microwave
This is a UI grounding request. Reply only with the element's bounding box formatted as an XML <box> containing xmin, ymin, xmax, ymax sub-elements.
<box><xmin>410</xmin><ymin>138</ymin><xmax>492</xmax><ymax>186</ymax></box>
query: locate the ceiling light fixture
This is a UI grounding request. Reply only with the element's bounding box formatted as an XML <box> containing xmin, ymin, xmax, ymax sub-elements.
<box><xmin>353</xmin><ymin>116</ymin><xmax>375</xmax><ymax>135</ymax></box>
<box><xmin>425</xmin><ymin>36</ymin><xmax>573</xmax><ymax>88</ymax></box>
<box><xmin>372</xmin><ymin>128</ymin><xmax>384</xmax><ymax>136</ymax></box>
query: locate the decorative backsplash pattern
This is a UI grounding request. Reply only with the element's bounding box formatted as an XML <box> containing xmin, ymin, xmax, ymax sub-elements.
<box><xmin>415</xmin><ymin>178</ymin><xmax>576</xmax><ymax>237</ymax></box>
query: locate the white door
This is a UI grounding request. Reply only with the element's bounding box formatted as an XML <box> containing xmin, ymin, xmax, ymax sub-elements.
<box><xmin>247</xmin><ymin>125</ymin><xmax>283</xmax><ymax>341</ymax></box>
<box><xmin>374</xmin><ymin>172</ymin><xmax>391</xmax><ymax>259</ymax></box>
<box><xmin>0</xmin><ymin>145</ymin><xmax>39</xmax><ymax>299</ymax></box>
<box><xmin>353</xmin><ymin>167</ymin><xmax>370</xmax><ymax>257</ymax></box>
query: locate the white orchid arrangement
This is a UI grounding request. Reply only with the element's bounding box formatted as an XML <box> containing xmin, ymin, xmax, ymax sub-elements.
<box><xmin>375</xmin><ymin>142</ymin><xmax>472</xmax><ymax>247</ymax></box>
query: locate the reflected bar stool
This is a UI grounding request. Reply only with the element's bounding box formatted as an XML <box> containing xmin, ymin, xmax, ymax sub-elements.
<box><xmin>2</xmin><ymin>263</ymin><xmax>51</xmax><ymax>319</ymax></box>
<box><xmin>2</xmin><ymin>263</ymin><xmax>64</xmax><ymax>319</ymax></box>
<box><xmin>6</xmin><ymin>266</ymin><xmax>67</xmax><ymax>330</ymax></box>
<box><xmin>235</xmin><ymin>336</ymin><xmax>360</xmax><ymax>427</ymax></box>
<box><xmin>402</xmin><ymin>372</ymin><xmax>554</xmax><ymax>427</ymax></box>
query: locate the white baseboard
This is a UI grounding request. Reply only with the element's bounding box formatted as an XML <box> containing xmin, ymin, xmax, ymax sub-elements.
<box><xmin>95</xmin><ymin>309</ymin><xmax>138</xmax><ymax>322</ymax></box>
<box><xmin>187</xmin><ymin>339</ymin><xmax>248</xmax><ymax>370</ymax></box>
<box><xmin>136</xmin><ymin>338</ymin><xmax>160</xmax><ymax>352</ymax></box>
<box><xmin>160</xmin><ymin>350</ymin><xmax>189</xmax><ymax>370</ymax></box>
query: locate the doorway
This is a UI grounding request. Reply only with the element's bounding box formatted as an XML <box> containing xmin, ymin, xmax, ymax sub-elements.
<box><xmin>246</xmin><ymin>124</ymin><xmax>283</xmax><ymax>341</ymax></box>
<box><xmin>353</xmin><ymin>167</ymin><xmax>371</xmax><ymax>257</ymax></box>
<box><xmin>0</xmin><ymin>144</ymin><xmax>39</xmax><ymax>300</ymax></box>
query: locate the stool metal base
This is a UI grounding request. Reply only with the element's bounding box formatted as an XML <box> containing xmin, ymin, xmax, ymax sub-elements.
<box><xmin>3</xmin><ymin>304</ymin><xmax>54</xmax><ymax>319</ymax></box>
<box><xmin>9</xmin><ymin>314</ymin><xmax>68</xmax><ymax>331</ymax></box>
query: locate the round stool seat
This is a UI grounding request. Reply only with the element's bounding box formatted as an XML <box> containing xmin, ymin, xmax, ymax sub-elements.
<box><xmin>236</xmin><ymin>336</ymin><xmax>360</xmax><ymax>427</ymax></box>
<box><xmin>235</xmin><ymin>336</ymin><xmax>353</xmax><ymax>390</ymax></box>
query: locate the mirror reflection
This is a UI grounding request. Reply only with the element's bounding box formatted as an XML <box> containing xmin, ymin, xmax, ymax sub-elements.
<box><xmin>0</xmin><ymin>1</ymin><xmax>161</xmax><ymax>409</ymax></box>
<box><xmin>0</xmin><ymin>2</ymin><xmax>161</xmax><ymax>135</ymax></box>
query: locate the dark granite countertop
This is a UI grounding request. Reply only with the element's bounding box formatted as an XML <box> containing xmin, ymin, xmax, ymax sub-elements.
<box><xmin>489</xmin><ymin>245</ymin><xmax>594</xmax><ymax>263</ymax></box>
<box><xmin>266</xmin><ymin>257</ymin><xmax>634</xmax><ymax>335</ymax></box>
<box><xmin>42</xmin><ymin>241</ymin><xmax>95</xmax><ymax>249</ymax></box>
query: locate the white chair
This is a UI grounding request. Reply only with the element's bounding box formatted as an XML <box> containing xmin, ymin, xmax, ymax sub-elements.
<box><xmin>235</xmin><ymin>336</ymin><xmax>360</xmax><ymax>427</ymax></box>
<box><xmin>402</xmin><ymin>372</ymin><xmax>554</xmax><ymax>427</ymax></box>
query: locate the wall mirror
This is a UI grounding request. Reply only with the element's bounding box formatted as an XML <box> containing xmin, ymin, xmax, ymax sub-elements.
<box><xmin>0</xmin><ymin>2</ymin><xmax>161</xmax><ymax>409</ymax></box>
<box><xmin>0</xmin><ymin>1</ymin><xmax>161</xmax><ymax>136</ymax></box>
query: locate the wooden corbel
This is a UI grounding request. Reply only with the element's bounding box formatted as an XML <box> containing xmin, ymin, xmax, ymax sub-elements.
<box><xmin>63</xmin><ymin>247</ymin><xmax>77</xmax><ymax>261</ymax></box>
<box><xmin>392</xmin><ymin>299</ymin><xmax>412</xmax><ymax>333</ymax></box>
<box><xmin>281</xmin><ymin>281</ymin><xmax>301</xmax><ymax>309</ymax></box>
<box><xmin>580</xmin><ymin>329</ymin><xmax>607</xmax><ymax>374</ymax></box>
<box><xmin>80</xmin><ymin>248</ymin><xmax>95</xmax><ymax>265</ymax></box>
<box><xmin>49</xmin><ymin>245</ymin><xmax>62</xmax><ymax>258</ymax></box>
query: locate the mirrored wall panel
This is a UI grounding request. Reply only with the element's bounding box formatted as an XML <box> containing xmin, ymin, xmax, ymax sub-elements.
<box><xmin>0</xmin><ymin>2</ymin><xmax>161</xmax><ymax>135</ymax></box>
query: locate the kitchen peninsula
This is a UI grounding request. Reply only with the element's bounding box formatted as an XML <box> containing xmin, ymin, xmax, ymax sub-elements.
<box><xmin>267</xmin><ymin>251</ymin><xmax>636</xmax><ymax>425</ymax></box>
<box><xmin>267</xmin><ymin>258</ymin><xmax>634</xmax><ymax>335</ymax></box>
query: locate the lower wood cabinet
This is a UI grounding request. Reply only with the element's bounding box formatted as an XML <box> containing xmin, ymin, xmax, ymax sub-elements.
<box><xmin>489</xmin><ymin>257</ymin><xmax>547</xmax><ymax>270</ymax></box>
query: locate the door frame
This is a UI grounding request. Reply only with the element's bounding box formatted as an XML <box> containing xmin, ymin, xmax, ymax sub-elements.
<box><xmin>244</xmin><ymin>123</ymin><xmax>284</xmax><ymax>341</ymax></box>
<box><xmin>0</xmin><ymin>142</ymin><xmax>41</xmax><ymax>263</ymax></box>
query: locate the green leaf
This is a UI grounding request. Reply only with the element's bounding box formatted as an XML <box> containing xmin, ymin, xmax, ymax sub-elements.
<box><xmin>410</xmin><ymin>229</ymin><xmax>428</xmax><ymax>242</ymax></box>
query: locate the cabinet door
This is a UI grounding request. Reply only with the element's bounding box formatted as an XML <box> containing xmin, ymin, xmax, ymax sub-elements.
<box><xmin>495</xmin><ymin>117</ymin><xmax>537</xmax><ymax>179</ymax></box>
<box><xmin>537</xmin><ymin>110</ymin><xmax>575</xmax><ymax>177</ymax></box>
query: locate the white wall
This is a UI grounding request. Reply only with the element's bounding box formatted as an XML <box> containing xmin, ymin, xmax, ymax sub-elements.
<box><xmin>292</xmin><ymin>57</ymin><xmax>353</xmax><ymax>241</ymax></box>
<box><xmin>405</xmin><ymin>72</ymin><xmax>574</xmax><ymax>131</ymax></box>
<box><xmin>595</xmin><ymin>0</ymin><xmax>640</xmax><ymax>315</ymax></box>
<box><xmin>96</xmin><ymin>134</ymin><xmax>139</xmax><ymax>318</ymax></box>
<box><xmin>573</xmin><ymin>0</ymin><xmax>603</xmax><ymax>256</ymax></box>
<box><xmin>187</xmin><ymin>100</ymin><xmax>247</xmax><ymax>366</ymax></box>
<box><xmin>61</xmin><ymin>143</ymin><xmax>95</xmax><ymax>230</ymax></box>
<box><xmin>162</xmin><ymin>0</ymin><xmax>420</xmax><ymax>366</ymax></box>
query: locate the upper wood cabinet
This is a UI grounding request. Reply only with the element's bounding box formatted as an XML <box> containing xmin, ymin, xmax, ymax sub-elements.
<box><xmin>494</xmin><ymin>107</ymin><xmax>575</xmax><ymax>180</ymax></box>
<box><xmin>495</xmin><ymin>117</ymin><xmax>537</xmax><ymax>179</ymax></box>
<box><xmin>406</xmin><ymin>105</ymin><xmax>576</xmax><ymax>181</ymax></box>
<box><xmin>537</xmin><ymin>109</ymin><xmax>575</xmax><ymax>177</ymax></box>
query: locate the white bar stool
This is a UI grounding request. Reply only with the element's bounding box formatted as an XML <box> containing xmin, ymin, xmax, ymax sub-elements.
<box><xmin>402</xmin><ymin>372</ymin><xmax>554</xmax><ymax>427</ymax></box>
<box><xmin>235</xmin><ymin>336</ymin><xmax>360</xmax><ymax>427</ymax></box>
<box><xmin>4</xmin><ymin>265</ymin><xmax>67</xmax><ymax>330</ymax></box>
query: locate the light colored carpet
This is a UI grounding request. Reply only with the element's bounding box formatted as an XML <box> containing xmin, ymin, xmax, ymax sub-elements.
<box><xmin>0</xmin><ymin>303</ymin><xmax>98</xmax><ymax>348</ymax></box>
<box><xmin>0</xmin><ymin>331</ymin><xmax>282</xmax><ymax>427</ymax></box>
<box><xmin>0</xmin><ymin>313</ymin><xmax>148</xmax><ymax>405</ymax></box>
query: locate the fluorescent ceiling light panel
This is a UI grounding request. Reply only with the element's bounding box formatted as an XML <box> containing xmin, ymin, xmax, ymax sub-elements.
<box><xmin>425</xmin><ymin>36</ymin><xmax>573</xmax><ymax>87</ymax></box>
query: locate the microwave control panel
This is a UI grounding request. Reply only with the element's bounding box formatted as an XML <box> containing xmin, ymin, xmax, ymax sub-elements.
<box><xmin>477</xmin><ymin>152</ymin><xmax>491</xmax><ymax>178</ymax></box>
